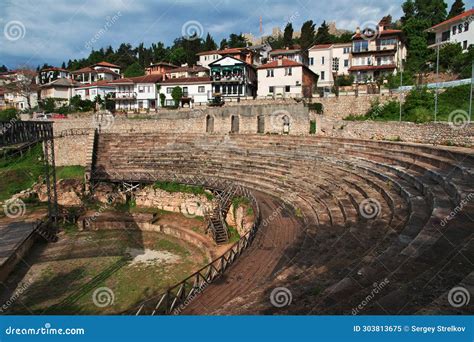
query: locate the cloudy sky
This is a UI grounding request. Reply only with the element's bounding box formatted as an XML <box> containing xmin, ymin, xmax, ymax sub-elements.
<box><xmin>0</xmin><ymin>0</ymin><xmax>468</xmax><ymax>69</ymax></box>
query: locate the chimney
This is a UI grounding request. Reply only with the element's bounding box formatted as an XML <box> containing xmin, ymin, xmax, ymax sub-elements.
<box><xmin>355</xmin><ymin>27</ymin><xmax>360</xmax><ymax>34</ymax></box>
<box><xmin>277</xmin><ymin>57</ymin><xmax>283</xmax><ymax>66</ymax></box>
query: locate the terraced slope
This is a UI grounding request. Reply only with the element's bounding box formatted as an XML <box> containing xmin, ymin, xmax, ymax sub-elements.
<box><xmin>92</xmin><ymin>134</ymin><xmax>474</xmax><ymax>315</ymax></box>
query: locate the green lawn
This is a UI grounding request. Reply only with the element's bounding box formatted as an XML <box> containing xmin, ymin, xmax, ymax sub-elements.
<box><xmin>56</xmin><ymin>165</ymin><xmax>85</xmax><ymax>180</ymax></box>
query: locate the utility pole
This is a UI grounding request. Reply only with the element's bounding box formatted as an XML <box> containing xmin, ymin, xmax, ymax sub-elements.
<box><xmin>434</xmin><ymin>41</ymin><xmax>440</xmax><ymax>122</ymax></box>
<box><xmin>470</xmin><ymin>59</ymin><xmax>473</xmax><ymax>123</ymax></box>
<box><xmin>399</xmin><ymin>41</ymin><xmax>403</xmax><ymax>122</ymax></box>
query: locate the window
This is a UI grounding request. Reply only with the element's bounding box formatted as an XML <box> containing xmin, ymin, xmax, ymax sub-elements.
<box><xmin>232</xmin><ymin>85</ymin><xmax>237</xmax><ymax>94</ymax></box>
<box><xmin>285</xmin><ymin>67</ymin><xmax>292</xmax><ymax>76</ymax></box>
<box><xmin>343</xmin><ymin>47</ymin><xmax>350</xmax><ymax>54</ymax></box>
<box><xmin>465</xmin><ymin>21</ymin><xmax>469</xmax><ymax>31</ymax></box>
<box><xmin>267</xmin><ymin>69</ymin><xmax>274</xmax><ymax>77</ymax></box>
<box><xmin>321</xmin><ymin>56</ymin><xmax>325</xmax><ymax>65</ymax></box>
<box><xmin>214</xmin><ymin>85</ymin><xmax>220</xmax><ymax>93</ymax></box>
<box><xmin>182</xmin><ymin>87</ymin><xmax>188</xmax><ymax>95</ymax></box>
<box><xmin>167</xmin><ymin>87</ymin><xmax>172</xmax><ymax>94</ymax></box>
<box><xmin>321</xmin><ymin>71</ymin><xmax>325</xmax><ymax>80</ymax></box>
<box><xmin>344</xmin><ymin>59</ymin><xmax>349</xmax><ymax>67</ymax></box>
<box><xmin>269</xmin><ymin>86</ymin><xmax>274</xmax><ymax>93</ymax></box>
<box><xmin>285</xmin><ymin>85</ymin><xmax>291</xmax><ymax>92</ymax></box>
<box><xmin>458</xmin><ymin>24</ymin><xmax>463</xmax><ymax>33</ymax></box>
<box><xmin>138</xmin><ymin>86</ymin><xmax>144</xmax><ymax>93</ymax></box>
<box><xmin>198</xmin><ymin>86</ymin><xmax>205</xmax><ymax>93</ymax></box>
<box><xmin>309</xmin><ymin>57</ymin><xmax>314</xmax><ymax>65</ymax></box>
<box><xmin>353</xmin><ymin>40</ymin><xmax>369</xmax><ymax>52</ymax></box>
<box><xmin>463</xmin><ymin>40</ymin><xmax>468</xmax><ymax>50</ymax></box>
<box><xmin>453</xmin><ymin>26</ymin><xmax>457</xmax><ymax>35</ymax></box>
<box><xmin>332</xmin><ymin>57</ymin><xmax>339</xmax><ymax>72</ymax></box>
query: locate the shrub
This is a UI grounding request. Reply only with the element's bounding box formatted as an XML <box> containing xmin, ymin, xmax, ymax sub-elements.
<box><xmin>171</xmin><ymin>86</ymin><xmax>183</xmax><ymax>106</ymax></box>
<box><xmin>0</xmin><ymin>108</ymin><xmax>18</xmax><ymax>121</ymax></box>
<box><xmin>407</xmin><ymin>107</ymin><xmax>432</xmax><ymax>123</ymax></box>
<box><xmin>307</xmin><ymin>103</ymin><xmax>323</xmax><ymax>114</ymax></box>
<box><xmin>335</xmin><ymin>75</ymin><xmax>354</xmax><ymax>87</ymax></box>
<box><xmin>309</xmin><ymin>120</ymin><xmax>316</xmax><ymax>134</ymax></box>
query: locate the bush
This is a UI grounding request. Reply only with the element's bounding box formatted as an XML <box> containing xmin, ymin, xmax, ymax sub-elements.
<box><xmin>0</xmin><ymin>108</ymin><xmax>18</xmax><ymax>121</ymax></box>
<box><xmin>309</xmin><ymin>120</ymin><xmax>316</xmax><ymax>134</ymax></box>
<box><xmin>335</xmin><ymin>75</ymin><xmax>354</xmax><ymax>87</ymax></box>
<box><xmin>407</xmin><ymin>107</ymin><xmax>431</xmax><ymax>123</ymax></box>
<box><xmin>307</xmin><ymin>102</ymin><xmax>323</xmax><ymax>114</ymax></box>
<box><xmin>171</xmin><ymin>86</ymin><xmax>183</xmax><ymax>106</ymax></box>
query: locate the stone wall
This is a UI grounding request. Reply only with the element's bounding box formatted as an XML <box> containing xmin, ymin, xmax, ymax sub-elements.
<box><xmin>313</xmin><ymin>93</ymin><xmax>399</xmax><ymax>119</ymax></box>
<box><xmin>317</xmin><ymin>116</ymin><xmax>474</xmax><ymax>146</ymax></box>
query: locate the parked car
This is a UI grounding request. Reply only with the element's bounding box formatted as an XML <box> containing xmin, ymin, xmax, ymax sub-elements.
<box><xmin>52</xmin><ymin>113</ymin><xmax>67</xmax><ymax>119</ymax></box>
<box><xmin>36</xmin><ymin>113</ymin><xmax>52</xmax><ymax>120</ymax></box>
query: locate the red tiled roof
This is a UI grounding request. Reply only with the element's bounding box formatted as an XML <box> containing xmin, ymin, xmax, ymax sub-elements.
<box><xmin>348</xmin><ymin>64</ymin><xmax>396</xmax><ymax>71</ymax></box>
<box><xmin>352</xmin><ymin>29</ymin><xmax>403</xmax><ymax>39</ymax></box>
<box><xmin>160</xmin><ymin>76</ymin><xmax>211</xmax><ymax>84</ymax></box>
<box><xmin>257</xmin><ymin>59</ymin><xmax>304</xmax><ymax>69</ymax></box>
<box><xmin>108</xmin><ymin>74</ymin><xmax>163</xmax><ymax>84</ymax></box>
<box><xmin>41</xmin><ymin>78</ymin><xmax>81</xmax><ymax>88</ymax></box>
<box><xmin>197</xmin><ymin>48</ymin><xmax>246</xmax><ymax>56</ymax></box>
<box><xmin>77</xmin><ymin>80</ymin><xmax>115</xmax><ymax>88</ymax></box>
<box><xmin>71</xmin><ymin>67</ymin><xmax>94</xmax><ymax>73</ymax></box>
<box><xmin>148</xmin><ymin>62</ymin><xmax>178</xmax><ymax>68</ymax></box>
<box><xmin>94</xmin><ymin>68</ymin><xmax>121</xmax><ymax>77</ymax></box>
<box><xmin>310</xmin><ymin>44</ymin><xmax>333</xmax><ymax>50</ymax></box>
<box><xmin>41</xmin><ymin>67</ymin><xmax>69</xmax><ymax>72</ymax></box>
<box><xmin>93</xmin><ymin>61</ymin><xmax>121</xmax><ymax>68</ymax></box>
<box><xmin>169</xmin><ymin>65</ymin><xmax>208</xmax><ymax>73</ymax></box>
<box><xmin>427</xmin><ymin>9</ymin><xmax>474</xmax><ymax>31</ymax></box>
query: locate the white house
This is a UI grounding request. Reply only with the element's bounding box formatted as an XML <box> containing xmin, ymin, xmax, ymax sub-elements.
<box><xmin>38</xmin><ymin>67</ymin><xmax>70</xmax><ymax>85</ymax></box>
<box><xmin>197</xmin><ymin>48</ymin><xmax>254</xmax><ymax>69</ymax></box>
<box><xmin>269</xmin><ymin>47</ymin><xmax>307</xmax><ymax>65</ymax></box>
<box><xmin>108</xmin><ymin>74</ymin><xmax>162</xmax><ymax>111</ymax></box>
<box><xmin>167</xmin><ymin>65</ymin><xmax>209</xmax><ymax>79</ymax></box>
<box><xmin>39</xmin><ymin>78</ymin><xmax>80</xmax><ymax>105</ymax></box>
<box><xmin>208</xmin><ymin>56</ymin><xmax>257</xmax><ymax>99</ymax></box>
<box><xmin>74</xmin><ymin>80</ymin><xmax>115</xmax><ymax>101</ymax></box>
<box><xmin>158</xmin><ymin>77</ymin><xmax>212</xmax><ymax>106</ymax></box>
<box><xmin>308</xmin><ymin>43</ymin><xmax>352</xmax><ymax>87</ymax></box>
<box><xmin>71</xmin><ymin>61</ymin><xmax>121</xmax><ymax>84</ymax></box>
<box><xmin>426</xmin><ymin>8</ymin><xmax>474</xmax><ymax>51</ymax></box>
<box><xmin>349</xmin><ymin>16</ymin><xmax>407</xmax><ymax>83</ymax></box>
<box><xmin>257</xmin><ymin>58</ymin><xmax>317</xmax><ymax>98</ymax></box>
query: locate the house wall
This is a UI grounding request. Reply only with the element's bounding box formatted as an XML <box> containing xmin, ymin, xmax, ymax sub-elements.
<box><xmin>74</xmin><ymin>87</ymin><xmax>114</xmax><ymax>101</ymax></box>
<box><xmin>434</xmin><ymin>20</ymin><xmax>474</xmax><ymax>50</ymax></box>
<box><xmin>159</xmin><ymin>83</ymin><xmax>212</xmax><ymax>105</ymax></box>
<box><xmin>198</xmin><ymin>54</ymin><xmax>221</xmax><ymax>68</ymax></box>
<box><xmin>257</xmin><ymin>66</ymin><xmax>304</xmax><ymax>98</ymax></box>
<box><xmin>309</xmin><ymin>49</ymin><xmax>332</xmax><ymax>86</ymax></box>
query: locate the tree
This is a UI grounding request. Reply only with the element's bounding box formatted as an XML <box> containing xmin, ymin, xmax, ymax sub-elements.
<box><xmin>42</xmin><ymin>98</ymin><xmax>56</xmax><ymax>113</ymax></box>
<box><xmin>0</xmin><ymin>108</ymin><xmax>18</xmax><ymax>121</ymax></box>
<box><xmin>123</xmin><ymin>62</ymin><xmax>145</xmax><ymax>77</ymax></box>
<box><xmin>228</xmin><ymin>34</ymin><xmax>247</xmax><ymax>48</ymax></box>
<box><xmin>171</xmin><ymin>86</ymin><xmax>183</xmax><ymax>107</ymax></box>
<box><xmin>315</xmin><ymin>21</ymin><xmax>332</xmax><ymax>45</ymax></box>
<box><xmin>447</xmin><ymin>0</ymin><xmax>465</xmax><ymax>19</ymax></box>
<box><xmin>0</xmin><ymin>65</ymin><xmax>8</xmax><ymax>72</ymax></box>
<box><xmin>203</xmin><ymin>33</ymin><xmax>217</xmax><ymax>51</ymax></box>
<box><xmin>401</xmin><ymin>0</ymin><xmax>416</xmax><ymax>25</ymax></box>
<box><xmin>414</xmin><ymin>0</ymin><xmax>447</xmax><ymax>26</ymax></box>
<box><xmin>299</xmin><ymin>20</ymin><xmax>316</xmax><ymax>51</ymax></box>
<box><xmin>219</xmin><ymin>38</ymin><xmax>228</xmax><ymax>50</ymax></box>
<box><xmin>283</xmin><ymin>23</ymin><xmax>294</xmax><ymax>48</ymax></box>
<box><xmin>4</xmin><ymin>69</ymin><xmax>37</xmax><ymax>110</ymax></box>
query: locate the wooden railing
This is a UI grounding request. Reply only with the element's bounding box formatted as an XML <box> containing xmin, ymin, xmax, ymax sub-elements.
<box><xmin>0</xmin><ymin>121</ymin><xmax>53</xmax><ymax>146</ymax></box>
<box><xmin>91</xmin><ymin>171</ymin><xmax>262</xmax><ymax>315</ymax></box>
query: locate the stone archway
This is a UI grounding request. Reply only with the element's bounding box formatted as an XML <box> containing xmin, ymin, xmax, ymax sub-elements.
<box><xmin>206</xmin><ymin>115</ymin><xmax>214</xmax><ymax>133</ymax></box>
<box><xmin>231</xmin><ymin>115</ymin><xmax>239</xmax><ymax>133</ymax></box>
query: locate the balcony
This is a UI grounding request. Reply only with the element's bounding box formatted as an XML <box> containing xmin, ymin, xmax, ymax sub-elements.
<box><xmin>211</xmin><ymin>74</ymin><xmax>245</xmax><ymax>83</ymax></box>
<box><xmin>352</xmin><ymin>45</ymin><xmax>397</xmax><ymax>54</ymax></box>
<box><xmin>112</xmin><ymin>92</ymin><xmax>137</xmax><ymax>100</ymax></box>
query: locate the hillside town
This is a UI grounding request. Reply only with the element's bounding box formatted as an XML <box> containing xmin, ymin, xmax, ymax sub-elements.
<box><xmin>0</xmin><ymin>6</ymin><xmax>473</xmax><ymax>114</ymax></box>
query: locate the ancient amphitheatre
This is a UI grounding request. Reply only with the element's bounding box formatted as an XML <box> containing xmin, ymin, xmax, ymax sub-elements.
<box><xmin>0</xmin><ymin>102</ymin><xmax>473</xmax><ymax>315</ymax></box>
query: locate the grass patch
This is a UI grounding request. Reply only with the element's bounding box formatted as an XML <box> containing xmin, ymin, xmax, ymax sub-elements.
<box><xmin>153</xmin><ymin>181</ymin><xmax>213</xmax><ymax>200</ymax></box>
<box><xmin>56</xmin><ymin>165</ymin><xmax>85</xmax><ymax>180</ymax></box>
<box><xmin>0</xmin><ymin>144</ymin><xmax>43</xmax><ymax>201</ymax></box>
<box><xmin>155</xmin><ymin>238</ymin><xmax>190</xmax><ymax>257</ymax></box>
<box><xmin>227</xmin><ymin>225</ymin><xmax>240</xmax><ymax>243</ymax></box>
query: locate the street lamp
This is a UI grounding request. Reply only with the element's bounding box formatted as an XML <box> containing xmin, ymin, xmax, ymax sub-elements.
<box><xmin>434</xmin><ymin>38</ymin><xmax>440</xmax><ymax>122</ymax></box>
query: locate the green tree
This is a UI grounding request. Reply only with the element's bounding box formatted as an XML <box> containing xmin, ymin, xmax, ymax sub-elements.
<box><xmin>124</xmin><ymin>62</ymin><xmax>145</xmax><ymax>77</ymax></box>
<box><xmin>401</xmin><ymin>0</ymin><xmax>416</xmax><ymax>24</ymax></box>
<box><xmin>42</xmin><ymin>98</ymin><xmax>56</xmax><ymax>113</ymax></box>
<box><xmin>203</xmin><ymin>33</ymin><xmax>217</xmax><ymax>51</ymax></box>
<box><xmin>414</xmin><ymin>0</ymin><xmax>447</xmax><ymax>26</ymax></box>
<box><xmin>447</xmin><ymin>0</ymin><xmax>465</xmax><ymax>19</ymax></box>
<box><xmin>171</xmin><ymin>86</ymin><xmax>183</xmax><ymax>107</ymax></box>
<box><xmin>299</xmin><ymin>20</ymin><xmax>316</xmax><ymax>51</ymax></box>
<box><xmin>283</xmin><ymin>23</ymin><xmax>294</xmax><ymax>48</ymax></box>
<box><xmin>314</xmin><ymin>21</ymin><xmax>332</xmax><ymax>45</ymax></box>
<box><xmin>228</xmin><ymin>34</ymin><xmax>247</xmax><ymax>48</ymax></box>
<box><xmin>0</xmin><ymin>65</ymin><xmax>7</xmax><ymax>72</ymax></box>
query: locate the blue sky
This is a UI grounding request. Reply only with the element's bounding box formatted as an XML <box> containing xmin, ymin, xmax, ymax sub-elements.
<box><xmin>0</xmin><ymin>0</ymin><xmax>470</xmax><ymax>69</ymax></box>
